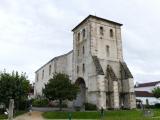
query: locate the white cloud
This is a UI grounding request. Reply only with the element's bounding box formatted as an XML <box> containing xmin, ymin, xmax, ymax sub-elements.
<box><xmin>0</xmin><ymin>0</ymin><xmax>160</xmax><ymax>83</ymax></box>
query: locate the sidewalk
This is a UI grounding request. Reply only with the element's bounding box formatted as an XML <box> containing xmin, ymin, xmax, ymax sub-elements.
<box><xmin>14</xmin><ymin>111</ymin><xmax>44</xmax><ymax>120</ymax></box>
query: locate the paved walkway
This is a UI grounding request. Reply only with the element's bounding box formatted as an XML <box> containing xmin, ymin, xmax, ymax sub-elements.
<box><xmin>14</xmin><ymin>111</ymin><xmax>44</xmax><ymax>120</ymax></box>
<box><xmin>13</xmin><ymin>107</ymin><xmax>73</xmax><ymax>120</ymax></box>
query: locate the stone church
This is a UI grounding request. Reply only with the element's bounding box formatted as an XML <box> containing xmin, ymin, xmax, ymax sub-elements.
<box><xmin>34</xmin><ymin>15</ymin><xmax>136</xmax><ymax>109</ymax></box>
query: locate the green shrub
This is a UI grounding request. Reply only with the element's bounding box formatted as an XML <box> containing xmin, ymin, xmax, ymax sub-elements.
<box><xmin>85</xmin><ymin>103</ymin><xmax>97</xmax><ymax>111</ymax></box>
<box><xmin>48</xmin><ymin>101</ymin><xmax>67</xmax><ymax>108</ymax></box>
<box><xmin>0</xmin><ymin>114</ymin><xmax>7</xmax><ymax>119</ymax></box>
<box><xmin>14</xmin><ymin>110</ymin><xmax>27</xmax><ymax>117</ymax></box>
<box><xmin>15</xmin><ymin>100</ymin><xmax>28</xmax><ymax>110</ymax></box>
<box><xmin>0</xmin><ymin>103</ymin><xmax>5</xmax><ymax>114</ymax></box>
<box><xmin>75</xmin><ymin>106</ymin><xmax>81</xmax><ymax>111</ymax></box>
<box><xmin>155</xmin><ymin>103</ymin><xmax>160</xmax><ymax>108</ymax></box>
<box><xmin>56</xmin><ymin>103</ymin><xmax>67</xmax><ymax>108</ymax></box>
<box><xmin>0</xmin><ymin>108</ymin><xmax>5</xmax><ymax>114</ymax></box>
<box><xmin>145</xmin><ymin>105</ymin><xmax>155</xmax><ymax>109</ymax></box>
<box><xmin>32</xmin><ymin>99</ymin><xmax>48</xmax><ymax>107</ymax></box>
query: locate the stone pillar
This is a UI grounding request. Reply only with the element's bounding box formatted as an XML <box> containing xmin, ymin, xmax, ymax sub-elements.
<box><xmin>128</xmin><ymin>93</ymin><xmax>136</xmax><ymax>109</ymax></box>
<box><xmin>8</xmin><ymin>99</ymin><xmax>14</xmax><ymax>120</ymax></box>
<box><xmin>128</xmin><ymin>78</ymin><xmax>136</xmax><ymax>109</ymax></box>
<box><xmin>97</xmin><ymin>75</ymin><xmax>106</xmax><ymax>109</ymax></box>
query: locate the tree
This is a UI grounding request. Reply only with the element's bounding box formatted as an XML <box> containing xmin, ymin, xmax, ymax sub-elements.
<box><xmin>0</xmin><ymin>70</ymin><xmax>30</xmax><ymax>110</ymax></box>
<box><xmin>43</xmin><ymin>73</ymin><xmax>79</xmax><ymax>111</ymax></box>
<box><xmin>152</xmin><ymin>87</ymin><xmax>160</xmax><ymax>98</ymax></box>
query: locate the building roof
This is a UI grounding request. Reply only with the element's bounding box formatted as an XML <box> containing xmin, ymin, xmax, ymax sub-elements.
<box><xmin>135</xmin><ymin>81</ymin><xmax>160</xmax><ymax>88</ymax></box>
<box><xmin>72</xmin><ymin>15</ymin><xmax>123</xmax><ymax>31</ymax></box>
<box><xmin>35</xmin><ymin>50</ymin><xmax>73</xmax><ymax>73</ymax></box>
<box><xmin>135</xmin><ymin>91</ymin><xmax>154</xmax><ymax>97</ymax></box>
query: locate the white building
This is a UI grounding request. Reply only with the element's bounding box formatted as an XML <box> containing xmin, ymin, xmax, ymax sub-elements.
<box><xmin>135</xmin><ymin>81</ymin><xmax>160</xmax><ymax>105</ymax></box>
<box><xmin>34</xmin><ymin>15</ymin><xmax>136</xmax><ymax>109</ymax></box>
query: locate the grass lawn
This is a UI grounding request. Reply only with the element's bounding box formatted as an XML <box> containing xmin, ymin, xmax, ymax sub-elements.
<box><xmin>0</xmin><ymin>110</ymin><xmax>26</xmax><ymax>119</ymax></box>
<box><xmin>0</xmin><ymin>114</ymin><xmax>7</xmax><ymax>119</ymax></box>
<box><xmin>42</xmin><ymin>109</ymin><xmax>160</xmax><ymax>120</ymax></box>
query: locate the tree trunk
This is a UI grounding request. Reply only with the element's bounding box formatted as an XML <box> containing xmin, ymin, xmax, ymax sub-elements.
<box><xmin>59</xmin><ymin>99</ymin><xmax>62</xmax><ymax>111</ymax></box>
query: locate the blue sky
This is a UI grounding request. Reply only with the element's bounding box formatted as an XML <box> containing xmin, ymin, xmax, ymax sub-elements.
<box><xmin>0</xmin><ymin>0</ymin><xmax>160</xmax><ymax>83</ymax></box>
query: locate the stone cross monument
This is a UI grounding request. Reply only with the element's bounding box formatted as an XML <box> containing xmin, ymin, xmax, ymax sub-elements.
<box><xmin>8</xmin><ymin>99</ymin><xmax>14</xmax><ymax>120</ymax></box>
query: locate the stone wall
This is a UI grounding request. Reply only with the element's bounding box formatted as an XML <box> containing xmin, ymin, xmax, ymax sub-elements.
<box><xmin>34</xmin><ymin>51</ymin><xmax>73</xmax><ymax>96</ymax></box>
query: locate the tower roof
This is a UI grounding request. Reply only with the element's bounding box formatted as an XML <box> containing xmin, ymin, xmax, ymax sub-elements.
<box><xmin>72</xmin><ymin>15</ymin><xmax>123</xmax><ymax>31</ymax></box>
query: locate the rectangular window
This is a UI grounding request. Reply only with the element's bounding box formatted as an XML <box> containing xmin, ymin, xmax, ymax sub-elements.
<box><xmin>82</xmin><ymin>46</ymin><xmax>85</xmax><ymax>55</ymax></box>
<box><xmin>106</xmin><ymin>45</ymin><xmax>110</xmax><ymax>57</ymax></box>
<box><xmin>77</xmin><ymin>66</ymin><xmax>79</xmax><ymax>74</ymax></box>
<box><xmin>82</xmin><ymin>29</ymin><xmax>85</xmax><ymax>38</ymax></box>
<box><xmin>77</xmin><ymin>33</ymin><xmax>80</xmax><ymax>42</ymax></box>
<box><xmin>78</xmin><ymin>49</ymin><xmax>79</xmax><ymax>56</ymax></box>
<box><xmin>49</xmin><ymin>65</ymin><xmax>51</xmax><ymax>75</ymax></box>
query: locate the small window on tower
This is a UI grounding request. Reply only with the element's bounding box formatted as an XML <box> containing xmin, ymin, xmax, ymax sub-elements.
<box><xmin>100</xmin><ymin>26</ymin><xmax>104</xmax><ymax>35</ymax></box>
<box><xmin>82</xmin><ymin>29</ymin><xmax>85</xmax><ymax>38</ymax></box>
<box><xmin>42</xmin><ymin>70</ymin><xmax>44</xmax><ymax>79</ymax></box>
<box><xmin>110</xmin><ymin>29</ymin><xmax>113</xmax><ymax>37</ymax></box>
<box><xmin>106</xmin><ymin>45</ymin><xmax>110</xmax><ymax>57</ymax></box>
<box><xmin>82</xmin><ymin>46</ymin><xmax>85</xmax><ymax>55</ymax></box>
<box><xmin>77</xmin><ymin>49</ymin><xmax>79</xmax><ymax>56</ymax></box>
<box><xmin>82</xmin><ymin>63</ymin><xmax>85</xmax><ymax>73</ymax></box>
<box><xmin>36</xmin><ymin>73</ymin><xmax>39</xmax><ymax>82</ymax></box>
<box><xmin>78</xmin><ymin>33</ymin><xmax>80</xmax><ymax>41</ymax></box>
<box><xmin>77</xmin><ymin>66</ymin><xmax>79</xmax><ymax>74</ymax></box>
<box><xmin>49</xmin><ymin>65</ymin><xmax>51</xmax><ymax>75</ymax></box>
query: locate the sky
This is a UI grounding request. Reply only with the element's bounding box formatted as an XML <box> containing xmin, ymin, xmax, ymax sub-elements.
<box><xmin>0</xmin><ymin>0</ymin><xmax>160</xmax><ymax>83</ymax></box>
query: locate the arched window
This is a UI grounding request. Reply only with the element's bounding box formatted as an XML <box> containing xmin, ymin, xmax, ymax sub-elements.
<box><xmin>82</xmin><ymin>29</ymin><xmax>85</xmax><ymax>38</ymax></box>
<box><xmin>110</xmin><ymin>29</ymin><xmax>113</xmax><ymax>37</ymax></box>
<box><xmin>82</xmin><ymin>64</ymin><xmax>85</xmax><ymax>73</ymax></box>
<box><xmin>100</xmin><ymin>26</ymin><xmax>104</xmax><ymax>35</ymax></box>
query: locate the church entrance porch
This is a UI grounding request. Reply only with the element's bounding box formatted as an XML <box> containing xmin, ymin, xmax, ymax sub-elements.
<box><xmin>74</xmin><ymin>78</ymin><xmax>86</xmax><ymax>111</ymax></box>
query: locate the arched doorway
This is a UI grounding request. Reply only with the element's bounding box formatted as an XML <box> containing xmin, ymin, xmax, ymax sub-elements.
<box><xmin>74</xmin><ymin>77</ymin><xmax>86</xmax><ymax>108</ymax></box>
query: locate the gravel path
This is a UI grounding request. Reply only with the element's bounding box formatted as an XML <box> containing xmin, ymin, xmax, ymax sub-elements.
<box><xmin>14</xmin><ymin>111</ymin><xmax>44</xmax><ymax>120</ymax></box>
